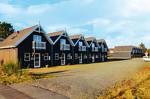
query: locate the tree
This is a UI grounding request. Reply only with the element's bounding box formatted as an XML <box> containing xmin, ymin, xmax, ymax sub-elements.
<box><xmin>139</xmin><ymin>43</ymin><xmax>147</xmax><ymax>53</ymax></box>
<box><xmin>147</xmin><ymin>49</ymin><xmax>150</xmax><ymax>55</ymax></box>
<box><xmin>0</xmin><ymin>22</ymin><xmax>14</xmax><ymax>39</ymax></box>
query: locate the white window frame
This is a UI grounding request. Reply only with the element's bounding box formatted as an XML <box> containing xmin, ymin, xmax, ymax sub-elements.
<box><xmin>96</xmin><ymin>55</ymin><xmax>99</xmax><ymax>58</ymax></box>
<box><xmin>92</xmin><ymin>43</ymin><xmax>95</xmax><ymax>48</ymax></box>
<box><xmin>44</xmin><ymin>53</ymin><xmax>49</xmax><ymax>61</ymax></box>
<box><xmin>79</xmin><ymin>41</ymin><xmax>83</xmax><ymax>46</ymax></box>
<box><xmin>60</xmin><ymin>39</ymin><xmax>66</xmax><ymax>45</ymax></box>
<box><xmin>55</xmin><ymin>53</ymin><xmax>59</xmax><ymax>60</ymax></box>
<box><xmin>33</xmin><ymin>35</ymin><xmax>42</xmax><ymax>42</ymax></box>
<box><xmin>67</xmin><ymin>53</ymin><xmax>72</xmax><ymax>59</ymax></box>
<box><xmin>24</xmin><ymin>53</ymin><xmax>30</xmax><ymax>61</ymax></box>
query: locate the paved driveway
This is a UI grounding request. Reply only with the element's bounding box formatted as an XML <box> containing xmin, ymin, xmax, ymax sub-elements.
<box><xmin>10</xmin><ymin>58</ymin><xmax>145</xmax><ymax>99</ymax></box>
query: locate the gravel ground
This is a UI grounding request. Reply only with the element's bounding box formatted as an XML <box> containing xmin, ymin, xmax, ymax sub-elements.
<box><xmin>11</xmin><ymin>58</ymin><xmax>145</xmax><ymax>99</ymax></box>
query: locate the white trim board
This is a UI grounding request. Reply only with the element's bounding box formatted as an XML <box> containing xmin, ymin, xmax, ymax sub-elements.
<box><xmin>53</xmin><ymin>32</ymin><xmax>74</xmax><ymax>46</ymax></box>
<box><xmin>15</xmin><ymin>25</ymin><xmax>53</xmax><ymax>47</ymax></box>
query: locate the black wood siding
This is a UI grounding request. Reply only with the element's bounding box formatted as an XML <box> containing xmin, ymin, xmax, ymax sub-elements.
<box><xmin>52</xmin><ymin>35</ymin><xmax>74</xmax><ymax>66</ymax></box>
<box><xmin>17</xmin><ymin>32</ymin><xmax>52</xmax><ymax>68</ymax></box>
<box><xmin>73</xmin><ymin>39</ymin><xmax>88</xmax><ymax>64</ymax></box>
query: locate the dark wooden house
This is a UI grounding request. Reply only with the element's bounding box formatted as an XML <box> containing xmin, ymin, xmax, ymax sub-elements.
<box><xmin>0</xmin><ymin>25</ymin><xmax>53</xmax><ymax>68</ymax></box>
<box><xmin>70</xmin><ymin>34</ymin><xmax>89</xmax><ymax>64</ymax></box>
<box><xmin>48</xmin><ymin>31</ymin><xmax>74</xmax><ymax>66</ymax></box>
<box><xmin>85</xmin><ymin>37</ymin><xmax>100</xmax><ymax>63</ymax></box>
<box><xmin>97</xmin><ymin>39</ymin><xmax>109</xmax><ymax>62</ymax></box>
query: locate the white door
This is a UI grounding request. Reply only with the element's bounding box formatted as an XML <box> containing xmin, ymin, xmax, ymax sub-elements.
<box><xmin>61</xmin><ymin>53</ymin><xmax>65</xmax><ymax>65</ymax></box>
<box><xmin>79</xmin><ymin>54</ymin><xmax>82</xmax><ymax>64</ymax></box>
<box><xmin>92</xmin><ymin>55</ymin><xmax>95</xmax><ymax>62</ymax></box>
<box><xmin>34</xmin><ymin>53</ymin><xmax>40</xmax><ymax>68</ymax></box>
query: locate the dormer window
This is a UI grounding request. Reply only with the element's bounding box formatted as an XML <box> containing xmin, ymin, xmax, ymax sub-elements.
<box><xmin>32</xmin><ymin>35</ymin><xmax>46</xmax><ymax>49</ymax></box>
<box><xmin>33</xmin><ymin>35</ymin><xmax>42</xmax><ymax>42</ymax></box>
<box><xmin>92</xmin><ymin>43</ymin><xmax>95</xmax><ymax>47</ymax></box>
<box><xmin>60</xmin><ymin>39</ymin><xmax>66</xmax><ymax>45</ymax></box>
<box><xmin>60</xmin><ymin>39</ymin><xmax>70</xmax><ymax>50</ymax></box>
<box><xmin>79</xmin><ymin>41</ymin><xmax>83</xmax><ymax>46</ymax></box>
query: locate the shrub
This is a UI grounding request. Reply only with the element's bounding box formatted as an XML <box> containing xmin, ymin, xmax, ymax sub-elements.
<box><xmin>0</xmin><ymin>61</ymin><xmax>33</xmax><ymax>85</ymax></box>
<box><xmin>2</xmin><ymin>61</ymin><xmax>20</xmax><ymax>75</ymax></box>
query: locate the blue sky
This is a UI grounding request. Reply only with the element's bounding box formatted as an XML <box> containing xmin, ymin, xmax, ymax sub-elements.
<box><xmin>0</xmin><ymin>0</ymin><xmax>150</xmax><ymax>48</ymax></box>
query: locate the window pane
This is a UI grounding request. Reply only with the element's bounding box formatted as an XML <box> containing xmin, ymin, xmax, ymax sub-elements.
<box><xmin>79</xmin><ymin>41</ymin><xmax>83</xmax><ymax>46</ymax></box>
<box><xmin>33</xmin><ymin>35</ymin><xmax>42</xmax><ymax>42</ymax></box>
<box><xmin>92</xmin><ymin>43</ymin><xmax>95</xmax><ymax>47</ymax></box>
<box><xmin>60</xmin><ymin>39</ymin><xmax>66</xmax><ymax>45</ymax></box>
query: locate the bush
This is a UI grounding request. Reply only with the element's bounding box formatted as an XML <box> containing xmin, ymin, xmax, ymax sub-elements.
<box><xmin>0</xmin><ymin>61</ymin><xmax>33</xmax><ymax>85</ymax></box>
<box><xmin>2</xmin><ymin>61</ymin><xmax>20</xmax><ymax>75</ymax></box>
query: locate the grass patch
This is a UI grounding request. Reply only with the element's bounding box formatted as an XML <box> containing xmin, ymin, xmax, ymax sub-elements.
<box><xmin>0</xmin><ymin>62</ymin><xmax>33</xmax><ymax>85</ymax></box>
<box><xmin>0</xmin><ymin>62</ymin><xmax>57</xmax><ymax>85</ymax></box>
<box><xmin>97</xmin><ymin>62</ymin><xmax>150</xmax><ymax>99</ymax></box>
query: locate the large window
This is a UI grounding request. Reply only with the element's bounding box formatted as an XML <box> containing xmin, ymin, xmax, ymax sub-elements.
<box><xmin>33</xmin><ymin>35</ymin><xmax>42</xmax><ymax>42</ymax></box>
<box><xmin>60</xmin><ymin>39</ymin><xmax>66</xmax><ymax>45</ymax></box>
<box><xmin>24</xmin><ymin>53</ymin><xmax>30</xmax><ymax>61</ymax></box>
<box><xmin>79</xmin><ymin>41</ymin><xmax>83</xmax><ymax>46</ymax></box>
<box><xmin>96</xmin><ymin>55</ymin><xmax>99</xmax><ymax>58</ymax></box>
<box><xmin>92</xmin><ymin>43</ymin><xmax>95</xmax><ymax>47</ymax></box>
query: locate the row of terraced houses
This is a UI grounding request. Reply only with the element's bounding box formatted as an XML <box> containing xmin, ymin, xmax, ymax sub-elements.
<box><xmin>0</xmin><ymin>25</ymin><xmax>108</xmax><ymax>68</ymax></box>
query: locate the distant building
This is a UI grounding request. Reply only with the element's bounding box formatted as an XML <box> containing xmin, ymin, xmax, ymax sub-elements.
<box><xmin>109</xmin><ymin>46</ymin><xmax>144</xmax><ymax>59</ymax></box>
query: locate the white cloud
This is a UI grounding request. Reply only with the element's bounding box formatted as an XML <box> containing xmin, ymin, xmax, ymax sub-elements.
<box><xmin>46</xmin><ymin>24</ymin><xmax>70</xmax><ymax>32</ymax></box>
<box><xmin>120</xmin><ymin>0</ymin><xmax>150</xmax><ymax>17</ymax></box>
<box><xmin>0</xmin><ymin>3</ymin><xmax>21</xmax><ymax>16</ymax></box>
<box><xmin>0</xmin><ymin>3</ymin><xmax>54</xmax><ymax>17</ymax></box>
<box><xmin>0</xmin><ymin>0</ymin><xmax>150</xmax><ymax>48</ymax></box>
<box><xmin>26</xmin><ymin>4</ymin><xmax>53</xmax><ymax>15</ymax></box>
<box><xmin>88</xmin><ymin>18</ymin><xmax>111</xmax><ymax>27</ymax></box>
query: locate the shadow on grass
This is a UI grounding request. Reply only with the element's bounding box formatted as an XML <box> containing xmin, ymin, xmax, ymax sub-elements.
<box><xmin>108</xmin><ymin>59</ymin><xmax>128</xmax><ymax>62</ymax></box>
<box><xmin>30</xmin><ymin>70</ymin><xmax>69</xmax><ymax>79</ymax></box>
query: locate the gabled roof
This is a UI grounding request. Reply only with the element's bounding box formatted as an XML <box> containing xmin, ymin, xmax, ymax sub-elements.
<box><xmin>48</xmin><ymin>31</ymin><xmax>74</xmax><ymax>46</ymax></box>
<box><xmin>85</xmin><ymin>37</ymin><xmax>96</xmax><ymax>42</ymax></box>
<box><xmin>48</xmin><ymin>31</ymin><xmax>64</xmax><ymax>37</ymax></box>
<box><xmin>110</xmin><ymin>51</ymin><xmax>132</xmax><ymax>59</ymax></box>
<box><xmin>70</xmin><ymin>34</ymin><xmax>89</xmax><ymax>47</ymax></box>
<box><xmin>85</xmin><ymin>37</ymin><xmax>99</xmax><ymax>47</ymax></box>
<box><xmin>97</xmin><ymin>39</ymin><xmax>106</xmax><ymax>43</ymax></box>
<box><xmin>70</xmin><ymin>34</ymin><xmax>82</xmax><ymax>39</ymax></box>
<box><xmin>97</xmin><ymin>39</ymin><xmax>108</xmax><ymax>49</ymax></box>
<box><xmin>0</xmin><ymin>25</ymin><xmax>53</xmax><ymax>49</ymax></box>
